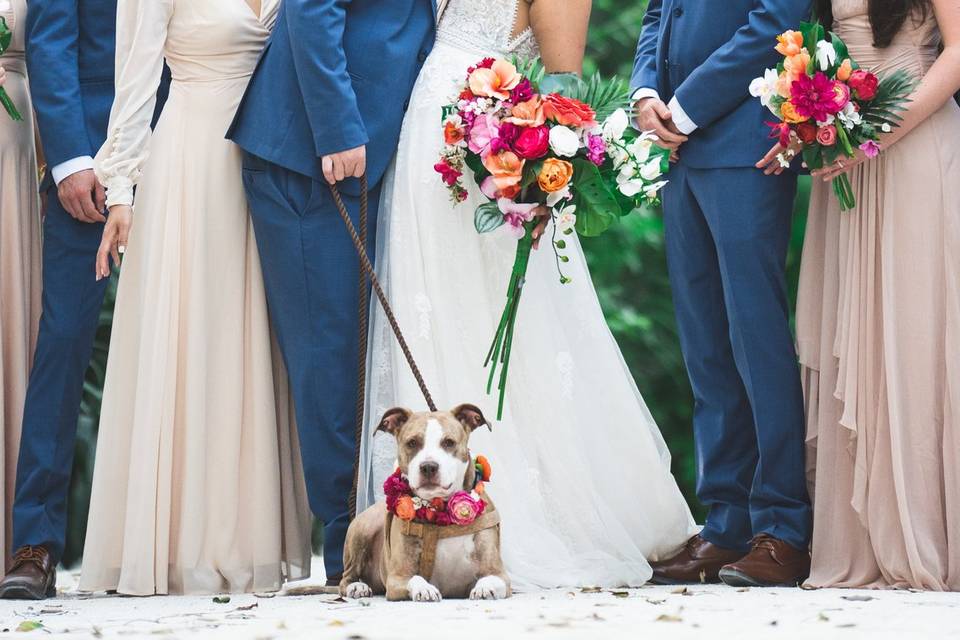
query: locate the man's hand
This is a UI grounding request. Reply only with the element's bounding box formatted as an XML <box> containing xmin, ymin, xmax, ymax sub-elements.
<box><xmin>57</xmin><ymin>169</ymin><xmax>106</xmax><ymax>223</ymax></box>
<box><xmin>321</xmin><ymin>145</ymin><xmax>366</xmax><ymax>184</ymax></box>
<box><xmin>634</xmin><ymin>97</ymin><xmax>688</xmax><ymax>150</ymax></box>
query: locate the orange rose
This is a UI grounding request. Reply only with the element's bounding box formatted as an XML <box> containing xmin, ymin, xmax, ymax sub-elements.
<box><xmin>780</xmin><ymin>101</ymin><xmax>808</xmax><ymax>124</ymax></box>
<box><xmin>505</xmin><ymin>97</ymin><xmax>546</xmax><ymax>127</ymax></box>
<box><xmin>475</xmin><ymin>455</ymin><xmax>492</xmax><ymax>482</ymax></box>
<box><xmin>395</xmin><ymin>495</ymin><xmax>416</xmax><ymax>521</ymax></box>
<box><xmin>444</xmin><ymin>120</ymin><xmax>465</xmax><ymax>145</ymax></box>
<box><xmin>482</xmin><ymin>150</ymin><xmax>525</xmax><ymax>192</ymax></box>
<box><xmin>837</xmin><ymin>58</ymin><xmax>853</xmax><ymax>82</ymax></box>
<box><xmin>538</xmin><ymin>158</ymin><xmax>574</xmax><ymax>193</ymax></box>
<box><xmin>775</xmin><ymin>30</ymin><xmax>805</xmax><ymax>57</ymax></box>
<box><xmin>542</xmin><ymin>94</ymin><xmax>597</xmax><ymax>128</ymax></box>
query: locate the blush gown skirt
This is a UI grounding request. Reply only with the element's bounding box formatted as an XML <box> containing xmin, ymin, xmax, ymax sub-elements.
<box><xmin>357</xmin><ymin>37</ymin><xmax>698</xmax><ymax>589</ymax></box>
<box><xmin>797</xmin><ymin>1</ymin><xmax>960</xmax><ymax>591</ymax></box>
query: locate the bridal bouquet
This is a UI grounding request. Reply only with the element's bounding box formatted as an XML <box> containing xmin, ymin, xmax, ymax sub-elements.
<box><xmin>435</xmin><ymin>57</ymin><xmax>669</xmax><ymax>418</ymax></box>
<box><xmin>0</xmin><ymin>17</ymin><xmax>23</xmax><ymax>121</ymax></box>
<box><xmin>750</xmin><ymin>21</ymin><xmax>916</xmax><ymax>210</ymax></box>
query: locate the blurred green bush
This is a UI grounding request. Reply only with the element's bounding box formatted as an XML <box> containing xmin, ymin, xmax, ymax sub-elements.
<box><xmin>62</xmin><ymin>0</ymin><xmax>810</xmax><ymax>565</ymax></box>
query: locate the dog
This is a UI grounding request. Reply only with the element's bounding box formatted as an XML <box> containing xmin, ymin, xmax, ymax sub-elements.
<box><xmin>340</xmin><ymin>404</ymin><xmax>511</xmax><ymax>602</ymax></box>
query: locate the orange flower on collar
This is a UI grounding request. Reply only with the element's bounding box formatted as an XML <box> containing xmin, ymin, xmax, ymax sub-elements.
<box><xmin>395</xmin><ymin>495</ymin><xmax>416</xmax><ymax>521</ymax></box>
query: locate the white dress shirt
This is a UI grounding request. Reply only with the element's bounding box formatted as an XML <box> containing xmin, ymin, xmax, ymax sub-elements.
<box><xmin>50</xmin><ymin>155</ymin><xmax>95</xmax><ymax>185</ymax></box>
<box><xmin>632</xmin><ymin>88</ymin><xmax>698</xmax><ymax>135</ymax></box>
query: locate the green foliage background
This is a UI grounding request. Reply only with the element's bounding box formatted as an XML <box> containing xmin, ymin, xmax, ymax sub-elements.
<box><xmin>61</xmin><ymin>0</ymin><xmax>810</xmax><ymax>566</ymax></box>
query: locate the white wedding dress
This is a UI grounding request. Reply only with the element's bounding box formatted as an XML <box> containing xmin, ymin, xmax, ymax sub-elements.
<box><xmin>358</xmin><ymin>0</ymin><xmax>698</xmax><ymax>588</ymax></box>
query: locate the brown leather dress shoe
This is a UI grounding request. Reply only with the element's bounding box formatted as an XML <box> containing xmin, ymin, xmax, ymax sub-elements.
<box><xmin>649</xmin><ymin>534</ymin><xmax>746</xmax><ymax>585</ymax></box>
<box><xmin>718</xmin><ymin>534</ymin><xmax>810</xmax><ymax>587</ymax></box>
<box><xmin>0</xmin><ymin>546</ymin><xmax>57</xmax><ymax>600</ymax></box>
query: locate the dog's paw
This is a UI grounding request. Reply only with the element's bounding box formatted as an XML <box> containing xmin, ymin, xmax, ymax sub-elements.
<box><xmin>469</xmin><ymin>575</ymin><xmax>508</xmax><ymax>600</ymax></box>
<box><xmin>408</xmin><ymin>576</ymin><xmax>442</xmax><ymax>602</ymax></box>
<box><xmin>344</xmin><ymin>581</ymin><xmax>373</xmax><ymax>599</ymax></box>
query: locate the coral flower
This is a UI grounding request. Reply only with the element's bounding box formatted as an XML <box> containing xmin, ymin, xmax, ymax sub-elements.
<box><xmin>783</xmin><ymin>51</ymin><xmax>812</xmax><ymax>82</ymax></box>
<box><xmin>505</xmin><ymin>97</ymin><xmax>546</xmax><ymax>127</ymax></box>
<box><xmin>538</xmin><ymin>158</ymin><xmax>575</xmax><ymax>193</ymax></box>
<box><xmin>468</xmin><ymin>58</ymin><xmax>521</xmax><ymax>100</ymax></box>
<box><xmin>395</xmin><ymin>495</ymin><xmax>416</xmax><ymax>521</ymax></box>
<box><xmin>543</xmin><ymin>94</ymin><xmax>598</xmax><ymax>128</ymax></box>
<box><xmin>444</xmin><ymin>119</ymin><xmax>466</xmax><ymax>146</ymax></box>
<box><xmin>482</xmin><ymin>150</ymin><xmax>525</xmax><ymax>192</ymax></box>
<box><xmin>775</xmin><ymin>30</ymin><xmax>805</xmax><ymax>57</ymax></box>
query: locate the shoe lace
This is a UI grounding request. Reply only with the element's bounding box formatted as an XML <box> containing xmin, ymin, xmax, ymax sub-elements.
<box><xmin>750</xmin><ymin>534</ymin><xmax>778</xmax><ymax>553</ymax></box>
<box><xmin>11</xmin><ymin>546</ymin><xmax>48</xmax><ymax>571</ymax></box>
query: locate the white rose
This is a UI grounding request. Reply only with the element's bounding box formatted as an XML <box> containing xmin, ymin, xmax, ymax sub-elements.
<box><xmin>549</xmin><ymin>126</ymin><xmax>581</xmax><ymax>158</ymax></box>
<box><xmin>602</xmin><ymin>109</ymin><xmax>629</xmax><ymax>142</ymax></box>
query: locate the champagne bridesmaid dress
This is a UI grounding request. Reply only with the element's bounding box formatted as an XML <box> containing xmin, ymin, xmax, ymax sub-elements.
<box><xmin>0</xmin><ymin>0</ymin><xmax>41</xmax><ymax>573</ymax></box>
<box><xmin>78</xmin><ymin>0</ymin><xmax>312</xmax><ymax>595</ymax></box>
<box><xmin>797</xmin><ymin>0</ymin><xmax>960</xmax><ymax>590</ymax></box>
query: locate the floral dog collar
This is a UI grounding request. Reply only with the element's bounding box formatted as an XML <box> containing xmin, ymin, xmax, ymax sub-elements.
<box><xmin>385</xmin><ymin>456</ymin><xmax>492</xmax><ymax>526</ymax></box>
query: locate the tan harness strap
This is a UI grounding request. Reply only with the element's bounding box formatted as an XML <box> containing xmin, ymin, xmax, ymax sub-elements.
<box><xmin>397</xmin><ymin>509</ymin><xmax>502</xmax><ymax>580</ymax></box>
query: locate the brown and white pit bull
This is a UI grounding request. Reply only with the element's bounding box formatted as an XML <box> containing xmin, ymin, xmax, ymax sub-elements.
<box><xmin>339</xmin><ymin>404</ymin><xmax>511</xmax><ymax>602</ymax></box>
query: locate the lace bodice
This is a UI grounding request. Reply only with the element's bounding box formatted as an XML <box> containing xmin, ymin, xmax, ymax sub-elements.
<box><xmin>437</xmin><ymin>0</ymin><xmax>539</xmax><ymax>59</ymax></box>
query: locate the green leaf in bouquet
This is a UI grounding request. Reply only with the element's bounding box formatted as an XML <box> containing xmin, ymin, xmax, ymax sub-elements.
<box><xmin>513</xmin><ymin>56</ymin><xmax>547</xmax><ymax>90</ymax></box>
<box><xmin>521</xmin><ymin>159</ymin><xmax>544</xmax><ymax>191</ymax></box>
<box><xmin>803</xmin><ymin>144</ymin><xmax>824</xmax><ymax>171</ymax></box>
<box><xmin>800</xmin><ymin>21</ymin><xmax>826</xmax><ymax>56</ymax></box>
<box><xmin>0</xmin><ymin>17</ymin><xmax>12</xmax><ymax>52</ymax></box>
<box><xmin>474</xmin><ymin>202</ymin><xmax>506</xmax><ymax>234</ymax></box>
<box><xmin>464</xmin><ymin>152</ymin><xmax>490</xmax><ymax>187</ymax></box>
<box><xmin>860</xmin><ymin>69</ymin><xmax>918</xmax><ymax>130</ymax></box>
<box><xmin>830</xmin><ymin>31</ymin><xmax>850</xmax><ymax>67</ymax></box>
<box><xmin>571</xmin><ymin>159</ymin><xmax>620</xmax><ymax>237</ymax></box>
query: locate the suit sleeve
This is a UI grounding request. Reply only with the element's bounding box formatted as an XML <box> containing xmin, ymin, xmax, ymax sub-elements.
<box><xmin>673</xmin><ymin>0</ymin><xmax>812</xmax><ymax>129</ymax></box>
<box><xmin>285</xmin><ymin>0</ymin><xmax>368</xmax><ymax>157</ymax></box>
<box><xmin>94</xmin><ymin>0</ymin><xmax>172</xmax><ymax>208</ymax></box>
<box><xmin>25</xmin><ymin>0</ymin><xmax>92</xmax><ymax>169</ymax></box>
<box><xmin>630</xmin><ymin>0</ymin><xmax>664</xmax><ymax>93</ymax></box>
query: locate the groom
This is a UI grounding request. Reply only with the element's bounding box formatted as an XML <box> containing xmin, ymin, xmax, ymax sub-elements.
<box><xmin>633</xmin><ymin>0</ymin><xmax>813</xmax><ymax>586</ymax></box>
<box><xmin>228</xmin><ymin>0</ymin><xmax>436</xmax><ymax>585</ymax></box>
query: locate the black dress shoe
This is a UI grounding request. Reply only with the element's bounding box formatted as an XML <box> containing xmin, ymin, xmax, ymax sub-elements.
<box><xmin>0</xmin><ymin>546</ymin><xmax>57</xmax><ymax>600</ymax></box>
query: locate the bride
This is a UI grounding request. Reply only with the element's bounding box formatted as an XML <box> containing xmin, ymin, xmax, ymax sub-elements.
<box><xmin>359</xmin><ymin>0</ymin><xmax>697</xmax><ymax>588</ymax></box>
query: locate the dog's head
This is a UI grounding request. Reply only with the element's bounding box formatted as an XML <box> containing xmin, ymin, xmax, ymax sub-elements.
<box><xmin>377</xmin><ymin>404</ymin><xmax>490</xmax><ymax>501</ymax></box>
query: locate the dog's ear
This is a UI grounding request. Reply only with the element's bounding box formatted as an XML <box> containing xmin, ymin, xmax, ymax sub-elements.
<box><xmin>453</xmin><ymin>403</ymin><xmax>490</xmax><ymax>432</ymax></box>
<box><xmin>378</xmin><ymin>407</ymin><xmax>413</xmax><ymax>436</ymax></box>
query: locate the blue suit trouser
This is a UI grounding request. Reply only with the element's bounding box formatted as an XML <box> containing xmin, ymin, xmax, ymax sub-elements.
<box><xmin>241</xmin><ymin>152</ymin><xmax>380</xmax><ymax>578</ymax></box>
<box><xmin>13</xmin><ymin>187</ymin><xmax>110</xmax><ymax>562</ymax></box>
<box><xmin>663</xmin><ymin>162</ymin><xmax>812</xmax><ymax>551</ymax></box>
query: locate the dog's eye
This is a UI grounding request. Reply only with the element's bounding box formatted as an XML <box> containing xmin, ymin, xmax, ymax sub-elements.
<box><xmin>441</xmin><ymin>438</ymin><xmax>456</xmax><ymax>449</ymax></box>
<box><xmin>405</xmin><ymin>439</ymin><xmax>420</xmax><ymax>450</ymax></box>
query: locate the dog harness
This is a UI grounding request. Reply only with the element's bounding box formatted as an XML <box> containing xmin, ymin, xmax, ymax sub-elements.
<box><xmin>385</xmin><ymin>508</ymin><xmax>502</xmax><ymax>581</ymax></box>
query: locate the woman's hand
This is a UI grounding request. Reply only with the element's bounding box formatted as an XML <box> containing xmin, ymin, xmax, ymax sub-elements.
<box><xmin>756</xmin><ymin>141</ymin><xmax>802</xmax><ymax>176</ymax></box>
<box><xmin>96</xmin><ymin>205</ymin><xmax>133</xmax><ymax>281</ymax></box>
<box><xmin>811</xmin><ymin>147</ymin><xmax>871</xmax><ymax>182</ymax></box>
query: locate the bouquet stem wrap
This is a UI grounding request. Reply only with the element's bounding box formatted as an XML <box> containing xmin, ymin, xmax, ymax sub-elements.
<box><xmin>484</xmin><ymin>223</ymin><xmax>535</xmax><ymax>419</ymax></box>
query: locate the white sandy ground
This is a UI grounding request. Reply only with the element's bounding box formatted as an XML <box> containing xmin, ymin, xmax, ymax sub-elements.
<box><xmin>0</xmin><ymin>559</ymin><xmax>957</xmax><ymax>640</ymax></box>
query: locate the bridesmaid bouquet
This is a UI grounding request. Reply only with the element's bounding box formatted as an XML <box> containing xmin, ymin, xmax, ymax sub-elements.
<box><xmin>750</xmin><ymin>21</ymin><xmax>916</xmax><ymax>210</ymax></box>
<box><xmin>0</xmin><ymin>17</ymin><xmax>23</xmax><ymax>121</ymax></box>
<box><xmin>435</xmin><ymin>57</ymin><xmax>670</xmax><ymax>418</ymax></box>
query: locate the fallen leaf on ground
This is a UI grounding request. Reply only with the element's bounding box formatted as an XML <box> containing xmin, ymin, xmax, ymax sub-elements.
<box><xmin>609</xmin><ymin>591</ymin><xmax>630</xmax><ymax>598</ymax></box>
<box><xmin>644</xmin><ymin>598</ymin><xmax>666</xmax><ymax>605</ymax></box>
<box><xmin>841</xmin><ymin>595</ymin><xmax>874</xmax><ymax>602</ymax></box>
<box><xmin>234</xmin><ymin>603</ymin><xmax>259</xmax><ymax>611</ymax></box>
<box><xmin>671</xmin><ymin>587</ymin><xmax>688</xmax><ymax>595</ymax></box>
<box><xmin>580</xmin><ymin>586</ymin><xmax>602</xmax><ymax>593</ymax></box>
<box><xmin>213</xmin><ymin>596</ymin><xmax>231</xmax><ymax>604</ymax></box>
<box><xmin>16</xmin><ymin>621</ymin><xmax>43</xmax><ymax>632</ymax></box>
<box><xmin>656</xmin><ymin>614</ymin><xmax>683</xmax><ymax>623</ymax></box>
<box><xmin>818</xmin><ymin>612</ymin><xmax>830</xmax><ymax>622</ymax></box>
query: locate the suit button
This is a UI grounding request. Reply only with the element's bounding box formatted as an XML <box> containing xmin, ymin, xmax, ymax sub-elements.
<box><xmin>417</xmin><ymin>50</ymin><xmax>428</xmax><ymax>63</ymax></box>
<box><xmin>673</xmin><ymin>6</ymin><xmax>683</xmax><ymax>17</ymax></box>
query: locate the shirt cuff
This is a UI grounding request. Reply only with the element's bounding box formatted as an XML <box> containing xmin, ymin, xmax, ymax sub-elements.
<box><xmin>51</xmin><ymin>156</ymin><xmax>95</xmax><ymax>186</ymax></box>
<box><xmin>632</xmin><ymin>88</ymin><xmax>661</xmax><ymax>102</ymax></box>
<box><xmin>667</xmin><ymin>97</ymin><xmax>698</xmax><ymax>135</ymax></box>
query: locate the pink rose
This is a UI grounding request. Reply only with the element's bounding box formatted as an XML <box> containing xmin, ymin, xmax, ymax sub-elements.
<box><xmin>513</xmin><ymin>126</ymin><xmax>550</xmax><ymax>159</ymax></box>
<box><xmin>468</xmin><ymin>114</ymin><xmax>500</xmax><ymax>156</ymax></box>
<box><xmin>816</xmin><ymin>124</ymin><xmax>837</xmax><ymax>146</ymax></box>
<box><xmin>446</xmin><ymin>491</ymin><xmax>485</xmax><ymax>525</ymax></box>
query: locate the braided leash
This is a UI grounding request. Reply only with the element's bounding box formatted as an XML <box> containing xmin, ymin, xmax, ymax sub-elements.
<box><xmin>328</xmin><ymin>177</ymin><xmax>438</xmax><ymax>518</ymax></box>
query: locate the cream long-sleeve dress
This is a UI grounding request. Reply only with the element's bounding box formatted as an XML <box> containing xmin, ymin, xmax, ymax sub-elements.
<box><xmin>798</xmin><ymin>0</ymin><xmax>960</xmax><ymax>591</ymax></box>
<box><xmin>78</xmin><ymin>0</ymin><xmax>312</xmax><ymax>596</ymax></box>
<box><xmin>0</xmin><ymin>0</ymin><xmax>42</xmax><ymax>574</ymax></box>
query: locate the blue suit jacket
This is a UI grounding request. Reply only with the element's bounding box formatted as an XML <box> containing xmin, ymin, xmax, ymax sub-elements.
<box><xmin>632</xmin><ymin>0</ymin><xmax>811</xmax><ymax>168</ymax></box>
<box><xmin>26</xmin><ymin>0</ymin><xmax>169</xmax><ymax>190</ymax></box>
<box><xmin>228</xmin><ymin>0</ymin><xmax>437</xmax><ymax>195</ymax></box>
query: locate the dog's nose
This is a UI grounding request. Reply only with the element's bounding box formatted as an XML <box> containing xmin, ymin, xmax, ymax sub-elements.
<box><xmin>419</xmin><ymin>461</ymin><xmax>439</xmax><ymax>478</ymax></box>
